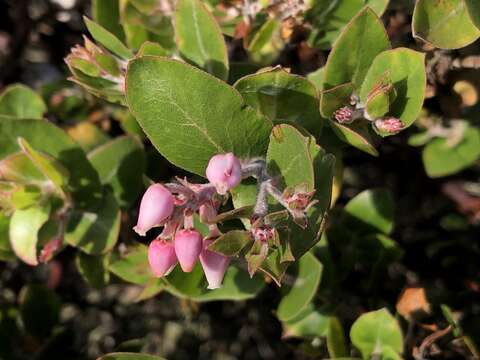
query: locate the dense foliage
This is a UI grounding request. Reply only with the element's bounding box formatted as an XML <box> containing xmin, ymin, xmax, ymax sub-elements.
<box><xmin>0</xmin><ymin>0</ymin><xmax>479</xmax><ymax>359</ymax></box>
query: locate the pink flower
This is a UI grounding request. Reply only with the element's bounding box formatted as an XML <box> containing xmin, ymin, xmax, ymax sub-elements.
<box><xmin>206</xmin><ymin>153</ymin><xmax>242</xmax><ymax>195</ymax></box>
<box><xmin>148</xmin><ymin>239</ymin><xmax>177</xmax><ymax>277</ymax></box>
<box><xmin>133</xmin><ymin>184</ymin><xmax>175</xmax><ymax>236</ymax></box>
<box><xmin>174</xmin><ymin>229</ymin><xmax>203</xmax><ymax>272</ymax></box>
<box><xmin>200</xmin><ymin>240</ymin><xmax>230</xmax><ymax>289</ymax></box>
<box><xmin>374</xmin><ymin>117</ymin><xmax>404</xmax><ymax>133</ymax></box>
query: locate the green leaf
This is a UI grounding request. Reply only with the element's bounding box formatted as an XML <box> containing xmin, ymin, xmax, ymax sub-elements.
<box><xmin>343</xmin><ymin>188</ymin><xmax>394</xmax><ymax>235</ymax></box>
<box><xmin>137</xmin><ymin>41</ymin><xmax>168</xmax><ymax>57</ymax></box>
<box><xmin>98</xmin><ymin>353</ymin><xmax>166</xmax><ymax>360</ymax></box>
<box><xmin>0</xmin><ymin>152</ymin><xmax>48</xmax><ymax>185</ymax></box>
<box><xmin>0</xmin><ymin>213</ymin><xmax>13</xmax><ymax>255</ymax></box>
<box><xmin>248</xmin><ymin>18</ymin><xmax>280</xmax><ymax>54</ymax></box>
<box><xmin>0</xmin><ymin>84</ymin><xmax>47</xmax><ymax>119</ymax></box>
<box><xmin>92</xmin><ymin>0</ymin><xmax>125</xmax><ymax>41</ymax></box>
<box><xmin>109</xmin><ymin>244</ymin><xmax>152</xmax><ymax>285</ymax></box>
<box><xmin>165</xmin><ymin>264</ymin><xmax>265</xmax><ymax>302</ymax></box>
<box><xmin>0</xmin><ymin>118</ymin><xmax>102</xmax><ymax>209</ymax></box>
<box><xmin>65</xmin><ymin>191</ymin><xmax>120</xmax><ymax>255</ymax></box>
<box><xmin>267</xmin><ymin>124</ymin><xmax>315</xmax><ymax>191</ymax></box>
<box><xmin>350</xmin><ymin>308</ymin><xmax>403</xmax><ymax>360</ymax></box>
<box><xmin>360</xmin><ymin>48</ymin><xmax>426</xmax><ymax>129</ymax></box>
<box><xmin>126</xmin><ymin>57</ymin><xmax>272</xmax><ymax>175</ymax></box>
<box><xmin>320</xmin><ymin>82</ymin><xmax>355</xmax><ymax>119</ymax></box>
<box><xmin>84</xmin><ymin>16</ymin><xmax>134</xmax><ymax>59</ymax></box>
<box><xmin>88</xmin><ymin>136</ymin><xmax>146</xmax><ymax>208</ymax></box>
<box><xmin>20</xmin><ymin>285</ymin><xmax>61</xmax><ymax>339</ymax></box>
<box><xmin>267</xmin><ymin>125</ymin><xmax>335</xmax><ymax>260</ymax></box>
<box><xmin>413</xmin><ymin>0</ymin><xmax>480</xmax><ymax>49</ymax></box>
<box><xmin>9</xmin><ymin>204</ymin><xmax>50</xmax><ymax>265</ymax></box>
<box><xmin>329</xmin><ymin>120</ymin><xmax>379</xmax><ymax>156</ymax></box>
<box><xmin>282</xmin><ymin>303</ymin><xmax>330</xmax><ymax>338</ymax></box>
<box><xmin>323</xmin><ymin>7</ymin><xmax>390</xmax><ymax>91</ymax></box>
<box><xmin>76</xmin><ymin>252</ymin><xmax>110</xmax><ymax>288</ymax></box>
<box><xmin>423</xmin><ymin>125</ymin><xmax>480</xmax><ymax>177</ymax></box>
<box><xmin>18</xmin><ymin>138</ymin><xmax>70</xmax><ymax>194</ymax></box>
<box><xmin>234</xmin><ymin>67</ymin><xmax>322</xmax><ymax>135</ymax></box>
<box><xmin>207</xmin><ymin>230</ymin><xmax>253</xmax><ymax>256</ymax></box>
<box><xmin>307</xmin><ymin>67</ymin><xmax>325</xmax><ymax>91</ymax></box>
<box><xmin>175</xmin><ymin>0</ymin><xmax>229</xmax><ymax>80</ymax></box>
<box><xmin>306</xmin><ymin>1</ymin><xmax>389</xmax><ymax>49</ymax></box>
<box><xmin>327</xmin><ymin>317</ymin><xmax>349</xmax><ymax>358</ymax></box>
<box><xmin>277</xmin><ymin>252</ymin><xmax>323</xmax><ymax>321</ymax></box>
<box><xmin>466</xmin><ymin>0</ymin><xmax>480</xmax><ymax>29</ymax></box>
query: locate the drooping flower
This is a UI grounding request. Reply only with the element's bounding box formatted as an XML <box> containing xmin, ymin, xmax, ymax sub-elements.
<box><xmin>174</xmin><ymin>229</ymin><xmax>203</xmax><ymax>272</ymax></box>
<box><xmin>133</xmin><ymin>184</ymin><xmax>175</xmax><ymax>236</ymax></box>
<box><xmin>206</xmin><ymin>153</ymin><xmax>242</xmax><ymax>195</ymax></box>
<box><xmin>200</xmin><ymin>240</ymin><xmax>230</xmax><ymax>289</ymax></box>
<box><xmin>148</xmin><ymin>239</ymin><xmax>177</xmax><ymax>277</ymax></box>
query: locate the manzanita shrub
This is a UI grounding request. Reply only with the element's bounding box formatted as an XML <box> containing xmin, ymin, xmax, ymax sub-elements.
<box><xmin>1</xmin><ymin>0</ymin><xmax>480</xmax><ymax>359</ymax></box>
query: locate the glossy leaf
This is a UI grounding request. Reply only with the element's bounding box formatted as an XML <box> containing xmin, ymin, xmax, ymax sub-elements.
<box><xmin>9</xmin><ymin>204</ymin><xmax>50</xmax><ymax>266</ymax></box>
<box><xmin>0</xmin><ymin>118</ymin><xmax>102</xmax><ymax>209</ymax></box>
<box><xmin>320</xmin><ymin>82</ymin><xmax>354</xmax><ymax>119</ymax></box>
<box><xmin>343</xmin><ymin>188</ymin><xmax>394</xmax><ymax>235</ymax></box>
<box><xmin>247</xmin><ymin>18</ymin><xmax>280</xmax><ymax>54</ymax></box>
<box><xmin>277</xmin><ymin>252</ymin><xmax>323</xmax><ymax>321</ymax></box>
<box><xmin>126</xmin><ymin>57</ymin><xmax>272</xmax><ymax>175</ymax></box>
<box><xmin>234</xmin><ymin>67</ymin><xmax>322</xmax><ymax>135</ymax></box>
<box><xmin>0</xmin><ymin>84</ymin><xmax>47</xmax><ymax>119</ymax></box>
<box><xmin>329</xmin><ymin>121</ymin><xmax>379</xmax><ymax>156</ymax></box>
<box><xmin>175</xmin><ymin>0</ymin><xmax>228</xmax><ymax>80</ymax></box>
<box><xmin>413</xmin><ymin>0</ymin><xmax>480</xmax><ymax>49</ymax></box>
<box><xmin>207</xmin><ymin>230</ymin><xmax>253</xmax><ymax>256</ymax></box>
<box><xmin>350</xmin><ymin>308</ymin><xmax>403</xmax><ymax>360</ymax></box>
<box><xmin>88</xmin><ymin>136</ymin><xmax>146</xmax><ymax>208</ymax></box>
<box><xmin>84</xmin><ymin>16</ymin><xmax>134</xmax><ymax>59</ymax></box>
<box><xmin>423</xmin><ymin>126</ymin><xmax>480</xmax><ymax>177</ymax></box>
<box><xmin>65</xmin><ymin>191</ymin><xmax>121</xmax><ymax>255</ymax></box>
<box><xmin>323</xmin><ymin>7</ymin><xmax>390</xmax><ymax>91</ymax></box>
<box><xmin>360</xmin><ymin>48</ymin><xmax>426</xmax><ymax>129</ymax></box>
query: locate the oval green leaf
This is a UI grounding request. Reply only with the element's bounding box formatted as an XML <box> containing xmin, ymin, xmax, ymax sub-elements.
<box><xmin>0</xmin><ymin>84</ymin><xmax>46</xmax><ymax>120</ymax></box>
<box><xmin>175</xmin><ymin>0</ymin><xmax>229</xmax><ymax>80</ymax></box>
<box><xmin>277</xmin><ymin>252</ymin><xmax>323</xmax><ymax>321</ymax></box>
<box><xmin>126</xmin><ymin>56</ymin><xmax>272</xmax><ymax>175</ymax></box>
<box><xmin>360</xmin><ymin>48</ymin><xmax>426</xmax><ymax>129</ymax></box>
<box><xmin>413</xmin><ymin>0</ymin><xmax>480</xmax><ymax>49</ymax></box>
<box><xmin>350</xmin><ymin>308</ymin><xmax>403</xmax><ymax>360</ymax></box>
<box><xmin>84</xmin><ymin>16</ymin><xmax>133</xmax><ymax>59</ymax></box>
<box><xmin>323</xmin><ymin>7</ymin><xmax>390</xmax><ymax>91</ymax></box>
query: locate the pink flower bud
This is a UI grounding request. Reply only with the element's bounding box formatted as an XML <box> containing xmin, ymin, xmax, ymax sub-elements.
<box><xmin>148</xmin><ymin>239</ymin><xmax>177</xmax><ymax>277</ymax></box>
<box><xmin>374</xmin><ymin>117</ymin><xmax>404</xmax><ymax>133</ymax></box>
<box><xmin>333</xmin><ymin>106</ymin><xmax>354</xmax><ymax>124</ymax></box>
<box><xmin>133</xmin><ymin>184</ymin><xmax>175</xmax><ymax>236</ymax></box>
<box><xmin>174</xmin><ymin>229</ymin><xmax>203</xmax><ymax>272</ymax></box>
<box><xmin>200</xmin><ymin>240</ymin><xmax>230</xmax><ymax>289</ymax></box>
<box><xmin>205</xmin><ymin>153</ymin><xmax>242</xmax><ymax>195</ymax></box>
<box><xmin>252</xmin><ymin>225</ymin><xmax>275</xmax><ymax>242</ymax></box>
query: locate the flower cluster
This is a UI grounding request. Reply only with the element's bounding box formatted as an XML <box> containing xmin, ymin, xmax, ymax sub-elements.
<box><xmin>134</xmin><ymin>152</ymin><xmax>317</xmax><ymax>289</ymax></box>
